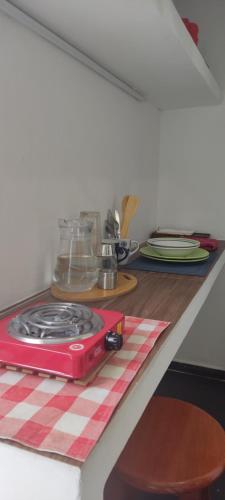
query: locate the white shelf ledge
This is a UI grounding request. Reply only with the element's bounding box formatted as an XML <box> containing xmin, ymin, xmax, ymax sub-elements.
<box><xmin>0</xmin><ymin>0</ymin><xmax>144</xmax><ymax>102</ymax></box>
<box><xmin>0</xmin><ymin>0</ymin><xmax>222</xmax><ymax>109</ymax></box>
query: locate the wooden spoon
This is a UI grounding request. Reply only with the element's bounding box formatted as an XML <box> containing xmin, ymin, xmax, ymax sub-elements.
<box><xmin>121</xmin><ymin>195</ymin><xmax>129</xmax><ymax>230</ymax></box>
<box><xmin>121</xmin><ymin>195</ymin><xmax>140</xmax><ymax>238</ymax></box>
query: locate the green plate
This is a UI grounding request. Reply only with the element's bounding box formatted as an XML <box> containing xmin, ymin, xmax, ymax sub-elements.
<box><xmin>141</xmin><ymin>255</ymin><xmax>208</xmax><ymax>264</ymax></box>
<box><xmin>140</xmin><ymin>246</ymin><xmax>209</xmax><ymax>263</ymax></box>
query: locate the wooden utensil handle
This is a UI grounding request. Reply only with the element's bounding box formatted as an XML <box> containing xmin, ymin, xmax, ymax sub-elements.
<box><xmin>120</xmin><ymin>195</ymin><xmax>140</xmax><ymax>238</ymax></box>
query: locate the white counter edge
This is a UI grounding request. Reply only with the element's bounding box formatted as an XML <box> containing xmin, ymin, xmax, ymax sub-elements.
<box><xmin>0</xmin><ymin>441</ymin><xmax>81</xmax><ymax>500</ymax></box>
<box><xmin>81</xmin><ymin>249</ymin><xmax>225</xmax><ymax>500</ymax></box>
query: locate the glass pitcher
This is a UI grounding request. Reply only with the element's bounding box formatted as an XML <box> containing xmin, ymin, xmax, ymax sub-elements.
<box><xmin>53</xmin><ymin>218</ymin><xmax>99</xmax><ymax>292</ymax></box>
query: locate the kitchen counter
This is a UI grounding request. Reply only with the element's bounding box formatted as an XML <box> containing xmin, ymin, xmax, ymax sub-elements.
<box><xmin>1</xmin><ymin>243</ymin><xmax>225</xmax><ymax>500</ymax></box>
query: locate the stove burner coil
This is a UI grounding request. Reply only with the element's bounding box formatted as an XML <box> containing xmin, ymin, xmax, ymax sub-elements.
<box><xmin>8</xmin><ymin>303</ymin><xmax>104</xmax><ymax>344</ymax></box>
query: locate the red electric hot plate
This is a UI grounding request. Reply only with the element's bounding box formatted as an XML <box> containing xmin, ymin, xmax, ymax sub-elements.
<box><xmin>0</xmin><ymin>303</ymin><xmax>124</xmax><ymax>380</ymax></box>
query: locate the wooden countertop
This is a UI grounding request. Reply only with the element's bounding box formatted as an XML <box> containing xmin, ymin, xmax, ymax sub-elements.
<box><xmin>1</xmin><ymin>243</ymin><xmax>225</xmax><ymax>481</ymax></box>
<box><xmin>84</xmin><ymin>269</ymin><xmax>204</xmax><ymax>322</ymax></box>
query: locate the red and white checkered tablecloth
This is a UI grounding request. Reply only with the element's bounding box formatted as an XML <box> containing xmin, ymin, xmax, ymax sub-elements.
<box><xmin>0</xmin><ymin>316</ymin><xmax>170</xmax><ymax>461</ymax></box>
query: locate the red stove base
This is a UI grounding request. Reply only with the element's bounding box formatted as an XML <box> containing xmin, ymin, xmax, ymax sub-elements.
<box><xmin>0</xmin><ymin>304</ymin><xmax>124</xmax><ymax>380</ymax></box>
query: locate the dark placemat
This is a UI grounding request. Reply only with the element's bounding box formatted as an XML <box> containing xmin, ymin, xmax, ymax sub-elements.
<box><xmin>123</xmin><ymin>251</ymin><xmax>219</xmax><ymax>277</ymax></box>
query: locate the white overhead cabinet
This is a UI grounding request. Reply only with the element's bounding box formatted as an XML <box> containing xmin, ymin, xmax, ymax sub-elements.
<box><xmin>0</xmin><ymin>0</ymin><xmax>222</xmax><ymax>109</ymax></box>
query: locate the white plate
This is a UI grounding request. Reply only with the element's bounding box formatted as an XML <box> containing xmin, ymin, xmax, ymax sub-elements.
<box><xmin>147</xmin><ymin>238</ymin><xmax>200</xmax><ymax>249</ymax></box>
<box><xmin>147</xmin><ymin>238</ymin><xmax>200</xmax><ymax>257</ymax></box>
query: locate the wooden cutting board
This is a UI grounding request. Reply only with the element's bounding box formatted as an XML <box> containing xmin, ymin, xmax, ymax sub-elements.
<box><xmin>50</xmin><ymin>272</ymin><xmax>137</xmax><ymax>302</ymax></box>
<box><xmin>1</xmin><ymin>354</ymin><xmax>114</xmax><ymax>386</ymax></box>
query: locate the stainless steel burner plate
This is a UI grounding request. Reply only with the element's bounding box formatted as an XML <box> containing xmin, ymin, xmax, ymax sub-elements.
<box><xmin>8</xmin><ymin>303</ymin><xmax>104</xmax><ymax>344</ymax></box>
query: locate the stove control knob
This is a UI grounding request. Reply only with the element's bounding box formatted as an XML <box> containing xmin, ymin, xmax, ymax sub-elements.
<box><xmin>105</xmin><ymin>331</ymin><xmax>123</xmax><ymax>351</ymax></box>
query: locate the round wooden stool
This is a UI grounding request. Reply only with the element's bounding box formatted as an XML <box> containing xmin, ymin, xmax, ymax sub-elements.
<box><xmin>117</xmin><ymin>396</ymin><xmax>225</xmax><ymax>499</ymax></box>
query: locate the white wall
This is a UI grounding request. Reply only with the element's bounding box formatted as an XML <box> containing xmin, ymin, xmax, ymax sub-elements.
<box><xmin>158</xmin><ymin>98</ymin><xmax>225</xmax><ymax>238</ymax></box>
<box><xmin>158</xmin><ymin>99</ymin><xmax>225</xmax><ymax>369</ymax></box>
<box><xmin>0</xmin><ymin>12</ymin><xmax>160</xmax><ymax>309</ymax></box>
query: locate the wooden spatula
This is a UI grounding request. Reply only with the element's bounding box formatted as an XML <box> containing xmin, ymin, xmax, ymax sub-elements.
<box><xmin>121</xmin><ymin>195</ymin><xmax>129</xmax><ymax>230</ymax></box>
<box><xmin>121</xmin><ymin>195</ymin><xmax>140</xmax><ymax>238</ymax></box>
